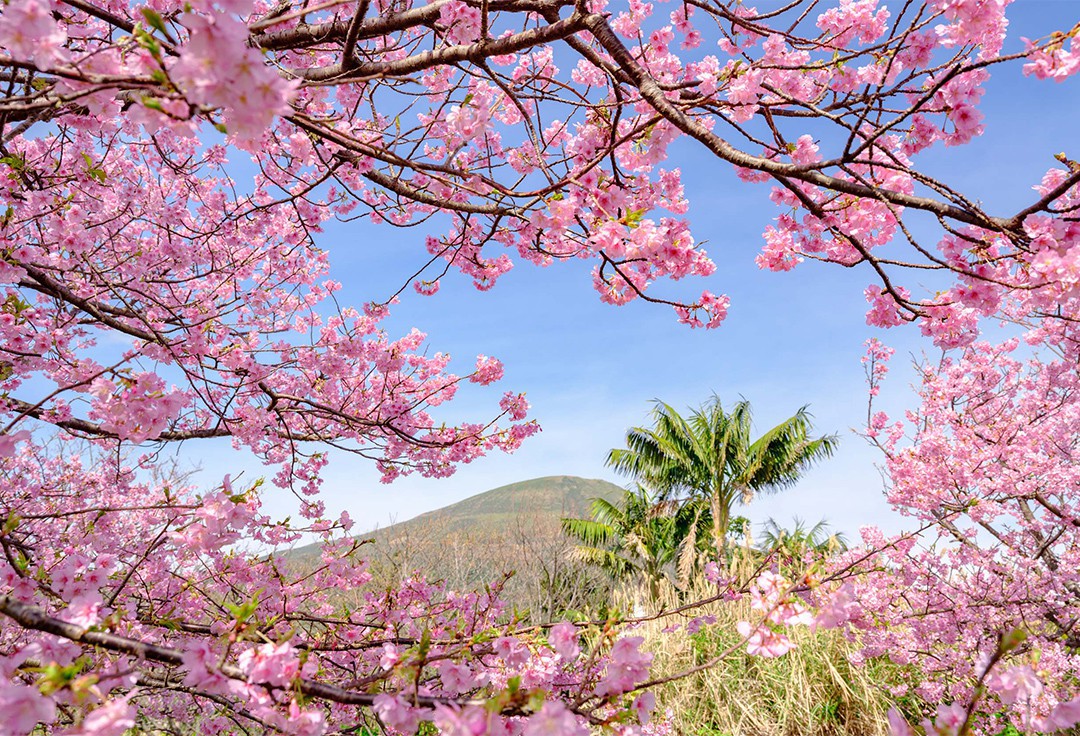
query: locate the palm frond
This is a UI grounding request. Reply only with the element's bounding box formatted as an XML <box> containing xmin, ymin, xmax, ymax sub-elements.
<box><xmin>571</xmin><ymin>546</ymin><xmax>636</xmax><ymax>578</ymax></box>
<box><xmin>560</xmin><ymin>517</ymin><xmax>616</xmax><ymax>548</ymax></box>
<box><xmin>608</xmin><ymin>395</ymin><xmax>837</xmax><ymax>555</ymax></box>
<box><xmin>586</xmin><ymin>496</ymin><xmax>630</xmax><ymax>528</ymax></box>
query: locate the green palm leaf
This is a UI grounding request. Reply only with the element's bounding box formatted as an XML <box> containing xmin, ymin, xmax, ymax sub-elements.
<box><xmin>606</xmin><ymin>396</ymin><xmax>838</xmax><ymax>556</ymax></box>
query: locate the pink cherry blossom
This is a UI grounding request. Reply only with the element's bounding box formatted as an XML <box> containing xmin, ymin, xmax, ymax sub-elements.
<box><xmin>0</xmin><ymin>0</ymin><xmax>1077</xmax><ymax>732</ymax></box>
<box><xmin>596</xmin><ymin>637</ymin><xmax>653</xmax><ymax>695</ymax></box>
<box><xmin>0</xmin><ymin>0</ymin><xmax>66</xmax><ymax>66</ymax></box>
<box><xmin>372</xmin><ymin>694</ymin><xmax>421</xmax><ymax>734</ymax></box>
<box><xmin>1037</xmin><ymin>697</ymin><xmax>1080</xmax><ymax>732</ymax></box>
<box><xmin>522</xmin><ymin>701</ymin><xmax>589</xmax><ymax>736</ymax></box>
<box><xmin>238</xmin><ymin>642</ymin><xmax>300</xmax><ymax>687</ymax></box>
<box><xmin>0</xmin><ymin>682</ymin><xmax>56</xmax><ymax>733</ymax></box>
<box><xmin>735</xmin><ymin>620</ymin><xmax>795</xmax><ymax>658</ymax></box>
<box><xmin>0</xmin><ymin>430</ymin><xmax>31</xmax><ymax>458</ymax></box>
<box><xmin>69</xmin><ymin>698</ymin><xmax>136</xmax><ymax>736</ymax></box>
<box><xmin>548</xmin><ymin>622</ymin><xmax>580</xmax><ymax>661</ymax></box>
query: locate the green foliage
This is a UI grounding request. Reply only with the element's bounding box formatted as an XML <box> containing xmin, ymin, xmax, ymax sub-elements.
<box><xmin>635</xmin><ymin>564</ymin><xmax>921</xmax><ymax>736</ymax></box>
<box><xmin>812</xmin><ymin>698</ymin><xmax>843</xmax><ymax>724</ymax></box>
<box><xmin>759</xmin><ymin>518</ymin><xmax>847</xmax><ymax>554</ymax></box>
<box><xmin>758</xmin><ymin>517</ymin><xmax>848</xmax><ymax>577</ymax></box>
<box><xmin>607</xmin><ymin>397</ymin><xmax>838</xmax><ymax>554</ymax></box>
<box><xmin>561</xmin><ymin>487</ymin><xmax>691</xmax><ymax>601</ymax></box>
<box><xmin>224</xmin><ymin>590</ymin><xmax>262</xmax><ymax>624</ymax></box>
<box><xmin>728</xmin><ymin>515</ymin><xmax>751</xmax><ymax>545</ymax></box>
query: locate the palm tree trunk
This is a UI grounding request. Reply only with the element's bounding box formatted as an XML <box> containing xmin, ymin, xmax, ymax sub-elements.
<box><xmin>710</xmin><ymin>490</ymin><xmax>729</xmax><ymax>560</ymax></box>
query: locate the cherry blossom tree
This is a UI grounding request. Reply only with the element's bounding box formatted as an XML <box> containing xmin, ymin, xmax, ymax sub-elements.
<box><xmin>0</xmin><ymin>0</ymin><xmax>1079</xmax><ymax>732</ymax></box>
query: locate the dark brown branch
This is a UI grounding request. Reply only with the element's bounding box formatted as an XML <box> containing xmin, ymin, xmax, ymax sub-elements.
<box><xmin>580</xmin><ymin>13</ymin><xmax>1019</xmax><ymax>236</ymax></box>
<box><xmin>0</xmin><ymin>595</ymin><xmax>518</xmax><ymax>711</ymax></box>
<box><xmin>361</xmin><ymin>169</ymin><xmax>508</xmax><ymax>215</ymax></box>
<box><xmin>254</xmin><ymin>0</ymin><xmax>566</xmax><ymax>50</ymax></box>
<box><xmin>340</xmin><ymin>0</ymin><xmax>373</xmax><ymax>71</ymax></box>
<box><xmin>295</xmin><ymin>13</ymin><xmax>587</xmax><ymax>82</ymax></box>
<box><xmin>58</xmin><ymin>0</ymin><xmax>137</xmax><ymax>34</ymax></box>
<box><xmin>18</xmin><ymin>265</ymin><xmax>163</xmax><ymax>345</ymax></box>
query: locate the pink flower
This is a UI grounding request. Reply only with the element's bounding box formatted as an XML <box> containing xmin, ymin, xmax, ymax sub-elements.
<box><xmin>633</xmin><ymin>691</ymin><xmax>656</xmax><ymax>724</ymax></box>
<box><xmin>1038</xmin><ymin>697</ymin><xmax>1080</xmax><ymax>732</ymax></box>
<box><xmin>62</xmin><ymin>591</ymin><xmax>105</xmax><ymax>628</ymax></box>
<box><xmin>70</xmin><ymin>697</ymin><xmax>135</xmax><ymax>736</ymax></box>
<box><xmin>285</xmin><ymin>700</ymin><xmax>327</xmax><ymax>736</ymax></box>
<box><xmin>597</xmin><ymin>636</ymin><xmax>652</xmax><ymax>695</ymax></box>
<box><xmin>437</xmin><ymin>660</ymin><xmax>476</xmax><ymax>695</ymax></box>
<box><xmin>438</xmin><ymin>0</ymin><xmax>482</xmax><ymax>44</ymax></box>
<box><xmin>675</xmin><ymin>290</ymin><xmax>729</xmax><ymax>329</ymax></box>
<box><xmin>685</xmin><ymin>615</ymin><xmax>716</xmax><ymax>634</ymax></box>
<box><xmin>0</xmin><ymin>682</ymin><xmax>56</xmax><ymax>734</ymax></box>
<box><xmin>0</xmin><ymin>430</ymin><xmax>31</xmax><ymax>458</ymax></box>
<box><xmin>548</xmin><ymin>622</ymin><xmax>580</xmax><ymax>660</ymax></box>
<box><xmin>816</xmin><ymin>0</ymin><xmax>889</xmax><ymax>46</ymax></box>
<box><xmin>1023</xmin><ymin>38</ymin><xmax>1080</xmax><ymax>82</ymax></box>
<box><xmin>181</xmin><ymin>641</ymin><xmax>231</xmax><ymax>692</ymax></box>
<box><xmin>493</xmin><ymin>636</ymin><xmax>531</xmax><ymax>668</ymax></box>
<box><xmin>372</xmin><ymin>694</ymin><xmax>420</xmax><ymax>734</ymax></box>
<box><xmin>0</xmin><ymin>0</ymin><xmax>67</xmax><ymax>66</ymax></box>
<box><xmin>812</xmin><ymin>583</ymin><xmax>859</xmax><ymax>630</ymax></box>
<box><xmin>171</xmin><ymin>11</ymin><xmax>295</xmax><ymax>147</ymax></box>
<box><xmin>470</xmin><ymin>355</ymin><xmax>504</xmax><ymax>385</ymax></box>
<box><xmin>864</xmin><ymin>284</ymin><xmax>911</xmax><ymax>328</ymax></box>
<box><xmin>237</xmin><ymin>642</ymin><xmax>300</xmax><ymax>687</ymax></box>
<box><xmin>735</xmin><ymin>621</ymin><xmax>795</xmax><ymax>658</ymax></box>
<box><xmin>498</xmin><ymin>392</ymin><xmax>530</xmax><ymax>421</ymax></box>
<box><xmin>725</xmin><ymin>69</ymin><xmax>764</xmax><ymax>121</ymax></box>
<box><xmin>887</xmin><ymin>708</ymin><xmax>914</xmax><ymax>736</ymax></box>
<box><xmin>990</xmin><ymin>665</ymin><xmax>1043</xmax><ymax>705</ymax></box>
<box><xmin>432</xmin><ymin>704</ymin><xmax>491</xmax><ymax>736</ymax></box>
<box><xmin>922</xmin><ymin>702</ymin><xmax>966</xmax><ymax>736</ymax></box>
<box><xmin>945</xmin><ymin>104</ymin><xmax>984</xmax><ymax>146</ymax></box>
<box><xmin>756</xmin><ymin>226</ymin><xmax>802</xmax><ymax>272</ymax></box>
<box><xmin>522</xmin><ymin>701</ymin><xmax>589</xmax><ymax>736</ymax></box>
<box><xmin>445</xmin><ymin>104</ymin><xmax>491</xmax><ymax>144</ymax></box>
<box><xmin>88</xmin><ymin>372</ymin><xmax>186</xmax><ymax>442</ymax></box>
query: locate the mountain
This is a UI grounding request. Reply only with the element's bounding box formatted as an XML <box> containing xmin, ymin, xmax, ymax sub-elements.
<box><xmin>283</xmin><ymin>476</ymin><xmax>626</xmax><ymax>619</ymax></box>
<box><xmin>285</xmin><ymin>475</ymin><xmax>625</xmax><ymax>571</ymax></box>
<box><xmin>371</xmin><ymin>475</ymin><xmax>625</xmax><ymax>537</ymax></box>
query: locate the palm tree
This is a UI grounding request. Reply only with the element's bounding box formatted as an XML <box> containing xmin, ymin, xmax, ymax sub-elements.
<box><xmin>607</xmin><ymin>397</ymin><xmax>839</xmax><ymax>557</ymax></box>
<box><xmin>758</xmin><ymin>517</ymin><xmax>848</xmax><ymax>574</ymax></box>
<box><xmin>560</xmin><ymin>487</ymin><xmax>687</xmax><ymax>602</ymax></box>
<box><xmin>758</xmin><ymin>517</ymin><xmax>848</xmax><ymax>556</ymax></box>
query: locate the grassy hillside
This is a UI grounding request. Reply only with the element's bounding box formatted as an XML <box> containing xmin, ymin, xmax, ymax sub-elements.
<box><xmin>289</xmin><ymin>475</ymin><xmax>622</xmax><ymax>558</ymax></box>
<box><xmin>374</xmin><ymin>475</ymin><xmax>623</xmax><ymax>535</ymax></box>
<box><xmin>284</xmin><ymin>476</ymin><xmax>624</xmax><ymax>619</ymax></box>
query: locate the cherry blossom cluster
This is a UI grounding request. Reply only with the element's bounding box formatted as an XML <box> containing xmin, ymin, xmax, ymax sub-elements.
<box><xmin>817</xmin><ymin>315</ymin><xmax>1080</xmax><ymax>731</ymax></box>
<box><xmin>735</xmin><ymin>572</ymin><xmax>812</xmax><ymax>658</ymax></box>
<box><xmin>0</xmin><ymin>0</ymin><xmax>1079</xmax><ymax>731</ymax></box>
<box><xmin>0</xmin><ymin>444</ymin><xmax>669</xmax><ymax>734</ymax></box>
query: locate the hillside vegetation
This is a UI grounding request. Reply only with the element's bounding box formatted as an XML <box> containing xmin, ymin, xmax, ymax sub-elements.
<box><xmin>286</xmin><ymin>476</ymin><xmax>624</xmax><ymax>619</ymax></box>
<box><xmin>281</xmin><ymin>475</ymin><xmax>925</xmax><ymax>735</ymax></box>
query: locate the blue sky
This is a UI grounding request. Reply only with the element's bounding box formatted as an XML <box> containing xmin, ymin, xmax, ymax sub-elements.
<box><xmin>198</xmin><ymin>0</ymin><xmax>1080</xmax><ymax>541</ymax></box>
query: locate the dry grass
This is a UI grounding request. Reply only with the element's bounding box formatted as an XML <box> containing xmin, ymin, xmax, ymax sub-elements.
<box><xmin>628</xmin><ymin>553</ymin><xmax>921</xmax><ymax>736</ymax></box>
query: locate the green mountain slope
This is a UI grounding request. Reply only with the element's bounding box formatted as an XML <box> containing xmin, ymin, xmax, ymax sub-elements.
<box><xmin>285</xmin><ymin>475</ymin><xmax>624</xmax><ymax>567</ymax></box>
<box><xmin>375</xmin><ymin>475</ymin><xmax>624</xmax><ymax>536</ymax></box>
<box><xmin>284</xmin><ymin>476</ymin><xmax>625</xmax><ymax>620</ymax></box>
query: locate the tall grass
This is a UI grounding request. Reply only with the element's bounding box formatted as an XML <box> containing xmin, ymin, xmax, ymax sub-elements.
<box><xmin>629</xmin><ymin>551</ymin><xmax>921</xmax><ymax>736</ymax></box>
